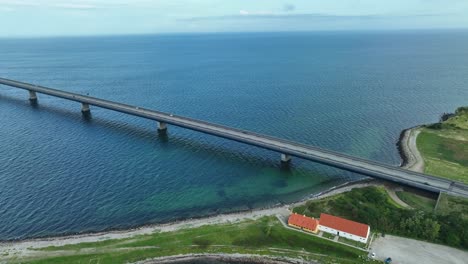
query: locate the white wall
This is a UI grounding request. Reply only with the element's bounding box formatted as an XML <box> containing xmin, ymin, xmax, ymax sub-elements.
<box><xmin>318</xmin><ymin>225</ymin><xmax>369</xmax><ymax>244</ymax></box>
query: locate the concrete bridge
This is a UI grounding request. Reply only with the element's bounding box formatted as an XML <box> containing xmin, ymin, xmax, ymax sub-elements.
<box><xmin>1</xmin><ymin>77</ymin><xmax>468</xmax><ymax>198</ymax></box>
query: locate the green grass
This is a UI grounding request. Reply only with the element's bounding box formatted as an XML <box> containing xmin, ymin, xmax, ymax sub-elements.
<box><xmin>435</xmin><ymin>193</ymin><xmax>468</xmax><ymax>219</ymax></box>
<box><xmin>395</xmin><ymin>191</ymin><xmax>436</xmax><ymax>211</ymax></box>
<box><xmin>338</xmin><ymin>237</ymin><xmax>366</xmax><ymax>249</ymax></box>
<box><xmin>17</xmin><ymin>217</ymin><xmax>367</xmax><ymax>264</ymax></box>
<box><xmin>417</xmin><ymin>106</ymin><xmax>468</xmax><ymax>183</ymax></box>
<box><xmin>417</xmin><ymin>129</ymin><xmax>468</xmax><ymax>184</ymax></box>
<box><xmin>419</xmin><ymin>130</ymin><xmax>468</xmax><ymax>167</ymax></box>
<box><xmin>293</xmin><ymin>186</ymin><xmax>468</xmax><ymax>249</ymax></box>
<box><xmin>322</xmin><ymin>232</ymin><xmax>336</xmax><ymax>240</ymax></box>
<box><xmin>293</xmin><ymin>186</ymin><xmax>399</xmax><ymax>220</ymax></box>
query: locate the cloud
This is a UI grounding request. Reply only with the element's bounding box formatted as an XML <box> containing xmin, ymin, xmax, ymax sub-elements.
<box><xmin>283</xmin><ymin>4</ymin><xmax>295</xmax><ymax>12</ymax></box>
<box><xmin>239</xmin><ymin>10</ymin><xmax>249</xmax><ymax>15</ymax></box>
<box><xmin>183</xmin><ymin>13</ymin><xmax>375</xmax><ymax>22</ymax></box>
<box><xmin>237</xmin><ymin>9</ymin><xmax>273</xmax><ymax>16</ymax></box>
<box><xmin>182</xmin><ymin>12</ymin><xmax>451</xmax><ymax>22</ymax></box>
<box><xmin>54</xmin><ymin>3</ymin><xmax>97</xmax><ymax>10</ymax></box>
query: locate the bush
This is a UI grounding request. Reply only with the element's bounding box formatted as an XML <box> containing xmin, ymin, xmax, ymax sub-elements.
<box><xmin>298</xmin><ymin>187</ymin><xmax>467</xmax><ymax>248</ymax></box>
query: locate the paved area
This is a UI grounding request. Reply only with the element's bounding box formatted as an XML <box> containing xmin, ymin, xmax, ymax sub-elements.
<box><xmin>370</xmin><ymin>235</ymin><xmax>468</xmax><ymax>264</ymax></box>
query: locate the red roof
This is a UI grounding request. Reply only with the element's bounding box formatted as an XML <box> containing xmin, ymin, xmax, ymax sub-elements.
<box><xmin>319</xmin><ymin>213</ymin><xmax>369</xmax><ymax>238</ymax></box>
<box><xmin>288</xmin><ymin>214</ymin><xmax>319</xmax><ymax>231</ymax></box>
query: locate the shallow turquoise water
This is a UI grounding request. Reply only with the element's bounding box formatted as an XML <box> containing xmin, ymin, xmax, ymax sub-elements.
<box><xmin>1</xmin><ymin>31</ymin><xmax>468</xmax><ymax>240</ymax></box>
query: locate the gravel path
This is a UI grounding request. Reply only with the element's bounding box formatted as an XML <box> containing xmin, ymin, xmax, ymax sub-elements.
<box><xmin>385</xmin><ymin>187</ymin><xmax>411</xmax><ymax>208</ymax></box>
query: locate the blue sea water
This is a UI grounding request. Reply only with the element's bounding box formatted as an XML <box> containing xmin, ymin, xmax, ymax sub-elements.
<box><xmin>1</xmin><ymin>30</ymin><xmax>468</xmax><ymax>240</ymax></box>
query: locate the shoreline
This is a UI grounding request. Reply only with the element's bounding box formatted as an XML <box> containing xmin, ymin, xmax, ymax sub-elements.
<box><xmin>397</xmin><ymin>127</ymin><xmax>412</xmax><ymax>167</ymax></box>
<box><xmin>397</xmin><ymin>126</ymin><xmax>424</xmax><ymax>172</ymax></box>
<box><xmin>0</xmin><ymin>125</ymin><xmax>421</xmax><ymax>261</ymax></box>
<box><xmin>0</xmin><ymin>178</ymin><xmax>378</xmax><ymax>259</ymax></box>
<box><xmin>0</xmin><ymin>178</ymin><xmax>374</xmax><ymax>243</ymax></box>
<box><xmin>139</xmin><ymin>253</ymin><xmax>313</xmax><ymax>264</ymax></box>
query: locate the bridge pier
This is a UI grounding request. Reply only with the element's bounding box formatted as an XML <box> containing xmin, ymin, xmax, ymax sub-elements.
<box><xmin>281</xmin><ymin>153</ymin><xmax>291</xmax><ymax>164</ymax></box>
<box><xmin>2</xmin><ymin>77</ymin><xmax>468</xmax><ymax>197</ymax></box>
<box><xmin>81</xmin><ymin>103</ymin><xmax>90</xmax><ymax>113</ymax></box>
<box><xmin>157</xmin><ymin>121</ymin><xmax>167</xmax><ymax>132</ymax></box>
<box><xmin>28</xmin><ymin>90</ymin><xmax>37</xmax><ymax>102</ymax></box>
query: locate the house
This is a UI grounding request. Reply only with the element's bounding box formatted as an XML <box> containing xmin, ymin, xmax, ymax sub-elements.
<box><xmin>318</xmin><ymin>213</ymin><xmax>370</xmax><ymax>243</ymax></box>
<box><xmin>288</xmin><ymin>213</ymin><xmax>319</xmax><ymax>233</ymax></box>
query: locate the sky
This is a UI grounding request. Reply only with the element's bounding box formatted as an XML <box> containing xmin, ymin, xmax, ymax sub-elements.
<box><xmin>0</xmin><ymin>0</ymin><xmax>468</xmax><ymax>37</ymax></box>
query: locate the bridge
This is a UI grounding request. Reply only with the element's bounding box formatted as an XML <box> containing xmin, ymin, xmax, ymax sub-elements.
<box><xmin>1</xmin><ymin>77</ymin><xmax>468</xmax><ymax>198</ymax></box>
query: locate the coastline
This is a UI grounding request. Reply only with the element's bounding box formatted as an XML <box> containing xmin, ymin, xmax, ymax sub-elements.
<box><xmin>397</xmin><ymin>126</ymin><xmax>425</xmax><ymax>172</ymax></box>
<box><xmin>0</xmin><ymin>178</ymin><xmax>377</xmax><ymax>259</ymax></box>
<box><xmin>138</xmin><ymin>253</ymin><xmax>314</xmax><ymax>264</ymax></box>
<box><xmin>0</xmin><ymin>126</ymin><xmax>421</xmax><ymax>262</ymax></box>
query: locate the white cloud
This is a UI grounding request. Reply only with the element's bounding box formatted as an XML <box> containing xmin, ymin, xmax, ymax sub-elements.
<box><xmin>238</xmin><ymin>9</ymin><xmax>273</xmax><ymax>16</ymax></box>
<box><xmin>54</xmin><ymin>3</ymin><xmax>97</xmax><ymax>9</ymax></box>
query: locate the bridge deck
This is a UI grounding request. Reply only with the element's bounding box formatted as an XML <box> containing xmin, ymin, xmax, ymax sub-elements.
<box><xmin>1</xmin><ymin>77</ymin><xmax>467</xmax><ymax>197</ymax></box>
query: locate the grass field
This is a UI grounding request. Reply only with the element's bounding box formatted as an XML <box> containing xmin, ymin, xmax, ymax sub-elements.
<box><xmin>417</xmin><ymin>106</ymin><xmax>468</xmax><ymax>183</ymax></box>
<box><xmin>13</xmin><ymin>217</ymin><xmax>368</xmax><ymax>264</ymax></box>
<box><xmin>322</xmin><ymin>232</ymin><xmax>336</xmax><ymax>240</ymax></box>
<box><xmin>338</xmin><ymin>237</ymin><xmax>367</xmax><ymax>249</ymax></box>
<box><xmin>395</xmin><ymin>191</ymin><xmax>436</xmax><ymax>211</ymax></box>
<box><xmin>293</xmin><ymin>186</ymin><xmax>398</xmax><ymax>220</ymax></box>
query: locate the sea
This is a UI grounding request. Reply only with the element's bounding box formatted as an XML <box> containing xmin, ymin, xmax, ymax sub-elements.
<box><xmin>1</xmin><ymin>30</ymin><xmax>467</xmax><ymax>240</ymax></box>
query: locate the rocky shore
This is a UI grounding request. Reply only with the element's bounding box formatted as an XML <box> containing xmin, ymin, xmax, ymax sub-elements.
<box><xmin>139</xmin><ymin>253</ymin><xmax>316</xmax><ymax>264</ymax></box>
<box><xmin>397</xmin><ymin>126</ymin><xmax>424</xmax><ymax>172</ymax></box>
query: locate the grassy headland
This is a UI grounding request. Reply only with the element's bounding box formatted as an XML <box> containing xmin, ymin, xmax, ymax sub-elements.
<box><xmin>417</xmin><ymin>106</ymin><xmax>468</xmax><ymax>183</ymax></box>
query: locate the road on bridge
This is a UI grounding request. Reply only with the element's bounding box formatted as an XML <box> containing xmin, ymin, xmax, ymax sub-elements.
<box><xmin>1</xmin><ymin>77</ymin><xmax>467</xmax><ymax>198</ymax></box>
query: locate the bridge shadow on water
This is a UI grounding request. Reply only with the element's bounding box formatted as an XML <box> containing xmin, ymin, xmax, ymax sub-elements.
<box><xmin>0</xmin><ymin>93</ymin><xmax>352</xmax><ymax>182</ymax></box>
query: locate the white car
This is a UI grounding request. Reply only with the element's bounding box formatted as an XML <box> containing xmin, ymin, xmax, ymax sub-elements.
<box><xmin>371</xmin><ymin>252</ymin><xmax>376</xmax><ymax>258</ymax></box>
